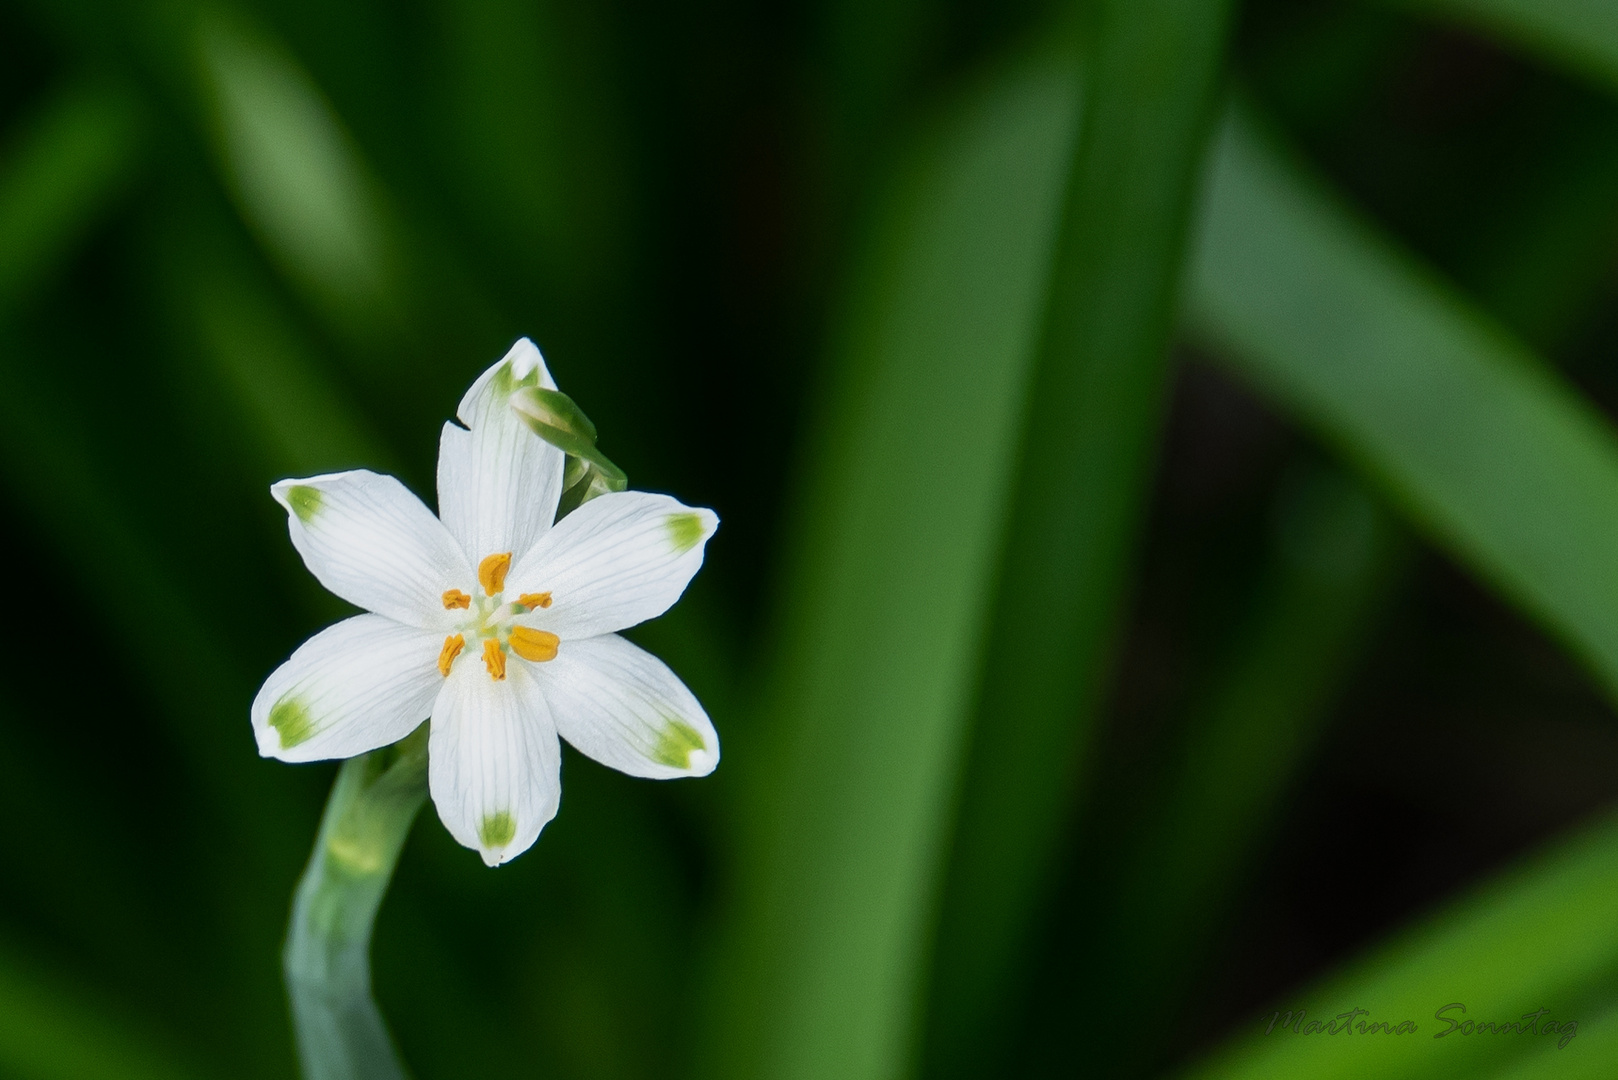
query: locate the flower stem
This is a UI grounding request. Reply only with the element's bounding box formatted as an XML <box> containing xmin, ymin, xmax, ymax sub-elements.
<box><xmin>284</xmin><ymin>725</ymin><xmax>427</xmax><ymax>1079</ymax></box>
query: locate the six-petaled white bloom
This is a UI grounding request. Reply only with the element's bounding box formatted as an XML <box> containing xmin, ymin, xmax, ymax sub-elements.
<box><xmin>252</xmin><ymin>339</ymin><xmax>720</xmax><ymax>866</ymax></box>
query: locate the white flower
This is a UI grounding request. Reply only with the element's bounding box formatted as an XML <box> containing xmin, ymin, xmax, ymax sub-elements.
<box><xmin>251</xmin><ymin>339</ymin><xmax>720</xmax><ymax>865</ymax></box>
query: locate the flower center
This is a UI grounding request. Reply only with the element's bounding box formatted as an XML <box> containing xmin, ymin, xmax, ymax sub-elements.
<box><xmin>437</xmin><ymin>551</ymin><xmax>560</xmax><ymax>680</ymax></box>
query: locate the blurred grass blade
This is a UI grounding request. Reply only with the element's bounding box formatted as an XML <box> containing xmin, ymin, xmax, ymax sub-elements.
<box><xmin>159</xmin><ymin>209</ymin><xmax>392</xmax><ymax>477</ymax></box>
<box><xmin>188</xmin><ymin>270</ymin><xmax>391</xmax><ymax>476</ymax></box>
<box><xmin>1115</xmin><ymin>469</ymin><xmax>1398</xmax><ymax>985</ymax></box>
<box><xmin>0</xmin><ymin>81</ymin><xmax>303</xmax><ymax>1066</ymax></box>
<box><xmin>1083</xmin><ymin>87</ymin><xmax>1618</xmax><ymax>1058</ymax></box>
<box><xmin>1400</xmin><ymin>0</ymin><xmax>1618</xmax><ymax>93</ymax></box>
<box><xmin>924</xmin><ymin>4</ymin><xmax>1234</xmax><ymax>1074</ymax></box>
<box><xmin>1179</xmin><ymin>97</ymin><xmax>1618</xmax><ymax>1080</ymax></box>
<box><xmin>701</xmin><ymin>57</ymin><xmax>1078</xmax><ymax>1080</ymax></box>
<box><xmin>1177</xmin><ymin>808</ymin><xmax>1618</xmax><ymax>1080</ymax></box>
<box><xmin>0</xmin><ymin>80</ymin><xmax>143</xmax><ymax>310</ymax></box>
<box><xmin>1059</xmin><ymin>468</ymin><xmax>1403</xmax><ymax>1077</ymax></box>
<box><xmin>1189</xmin><ymin>104</ymin><xmax>1618</xmax><ymax>702</ymax></box>
<box><xmin>819</xmin><ymin>0</ymin><xmax>942</xmax><ymax>212</ymax></box>
<box><xmin>0</xmin><ymin>70</ymin><xmax>291</xmax><ymax>846</ymax></box>
<box><xmin>192</xmin><ymin>11</ymin><xmax>401</xmax><ymax>340</ymax></box>
<box><xmin>1481</xmin><ymin>997</ymin><xmax>1617</xmax><ymax>1079</ymax></box>
<box><xmin>0</xmin><ymin>332</ymin><xmax>296</xmax><ymax>836</ymax></box>
<box><xmin>0</xmin><ymin>941</ymin><xmax>201</xmax><ymax>1080</ymax></box>
<box><xmin>174</xmin><ymin>1</ymin><xmax>508</xmax><ymax>429</ymax></box>
<box><xmin>0</xmin><ymin>70</ymin><xmax>299</xmax><ymax>1071</ymax></box>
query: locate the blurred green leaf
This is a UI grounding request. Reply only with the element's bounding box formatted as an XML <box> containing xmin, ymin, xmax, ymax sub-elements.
<box><xmin>0</xmin><ymin>78</ymin><xmax>267</xmax><ymax>817</ymax></box>
<box><xmin>924</xmin><ymin>5</ymin><xmax>1234</xmax><ymax>1074</ymax></box>
<box><xmin>700</xmin><ymin>56</ymin><xmax>1078</xmax><ymax>1080</ymax></box>
<box><xmin>191</xmin><ymin>10</ymin><xmax>402</xmax><ymax>340</ymax></box>
<box><xmin>1177</xmin><ymin>808</ymin><xmax>1618</xmax><ymax>1079</ymax></box>
<box><xmin>1481</xmin><ymin>997</ymin><xmax>1617</xmax><ymax>1078</ymax></box>
<box><xmin>158</xmin><ymin>207</ymin><xmax>393</xmax><ymax>478</ymax></box>
<box><xmin>0</xmin><ymin>939</ymin><xmax>202</xmax><ymax>1080</ymax></box>
<box><xmin>0</xmin><ymin>72</ymin><xmax>300</xmax><ymax>1074</ymax></box>
<box><xmin>0</xmin><ymin>80</ymin><xmax>143</xmax><ymax>310</ymax></box>
<box><xmin>1190</xmin><ymin>104</ymin><xmax>1618</xmax><ymax>703</ymax></box>
<box><xmin>819</xmin><ymin>0</ymin><xmax>941</xmax><ymax>212</ymax></box>
<box><xmin>1069</xmin><ymin>74</ymin><xmax>1618</xmax><ymax>1058</ymax></box>
<box><xmin>172</xmin><ymin>1</ymin><xmax>538</xmax><ymax>441</ymax></box>
<box><xmin>1052</xmin><ymin>468</ymin><xmax>1405</xmax><ymax>1077</ymax></box>
<box><xmin>0</xmin><ymin>324</ymin><xmax>300</xmax><ymax>1059</ymax></box>
<box><xmin>430</xmin><ymin>0</ymin><xmax>632</xmax><ymax>298</ymax></box>
<box><xmin>1177</xmin><ymin>91</ymin><xmax>1618</xmax><ymax>1080</ymax></box>
<box><xmin>1401</xmin><ymin>0</ymin><xmax>1618</xmax><ymax>93</ymax></box>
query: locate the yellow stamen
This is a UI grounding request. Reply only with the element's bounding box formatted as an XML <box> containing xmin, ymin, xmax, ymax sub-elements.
<box><xmin>509</xmin><ymin>627</ymin><xmax>560</xmax><ymax>663</ymax></box>
<box><xmin>483</xmin><ymin>638</ymin><xmax>507</xmax><ymax>680</ymax></box>
<box><xmin>437</xmin><ymin>635</ymin><xmax>465</xmax><ymax>677</ymax></box>
<box><xmin>517</xmin><ymin>591</ymin><xmax>553</xmax><ymax>609</ymax></box>
<box><xmin>478</xmin><ymin>552</ymin><xmax>512</xmax><ymax>595</ymax></box>
<box><xmin>442</xmin><ymin>589</ymin><xmax>471</xmax><ymax>609</ymax></box>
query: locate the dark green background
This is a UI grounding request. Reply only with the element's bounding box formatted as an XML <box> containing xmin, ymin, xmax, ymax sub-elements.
<box><xmin>1</xmin><ymin>0</ymin><xmax>1617</xmax><ymax>1077</ymax></box>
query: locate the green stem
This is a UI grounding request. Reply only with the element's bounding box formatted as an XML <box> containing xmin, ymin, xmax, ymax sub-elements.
<box><xmin>284</xmin><ymin>725</ymin><xmax>427</xmax><ymax>1080</ymax></box>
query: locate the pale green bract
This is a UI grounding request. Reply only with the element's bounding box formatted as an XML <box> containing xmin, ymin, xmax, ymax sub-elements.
<box><xmin>252</xmin><ymin>338</ymin><xmax>721</xmax><ymax>866</ymax></box>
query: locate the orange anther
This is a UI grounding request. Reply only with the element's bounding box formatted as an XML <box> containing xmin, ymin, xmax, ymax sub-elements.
<box><xmin>477</xmin><ymin>552</ymin><xmax>512</xmax><ymax>595</ymax></box>
<box><xmin>437</xmin><ymin>635</ymin><xmax>465</xmax><ymax>677</ymax></box>
<box><xmin>509</xmin><ymin>627</ymin><xmax>560</xmax><ymax>663</ymax></box>
<box><xmin>482</xmin><ymin>638</ymin><xmax>507</xmax><ymax>680</ymax></box>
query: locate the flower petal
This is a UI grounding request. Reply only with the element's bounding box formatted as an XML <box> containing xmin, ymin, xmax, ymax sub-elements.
<box><xmin>507</xmin><ymin>491</ymin><xmax>719</xmax><ymax>639</ymax></box>
<box><xmin>538</xmin><ymin>634</ymin><xmax>718</xmax><ymax>778</ymax></box>
<box><xmin>437</xmin><ymin>338</ymin><xmax>568</xmax><ymax>564</ymax></box>
<box><xmin>272</xmin><ymin>470</ymin><xmax>473</xmax><ymax>628</ymax></box>
<box><xmin>428</xmin><ymin>655</ymin><xmax>561</xmax><ymax>866</ymax></box>
<box><xmin>251</xmin><ymin>614</ymin><xmax>443</xmax><ymax>762</ymax></box>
